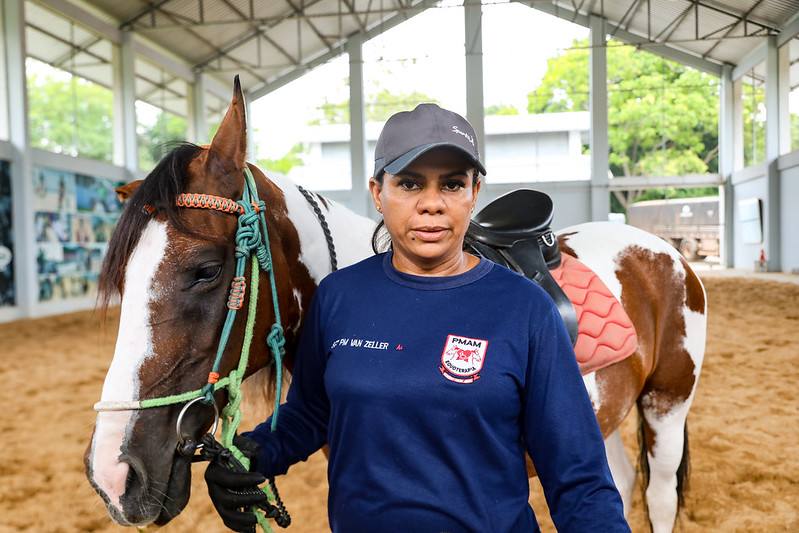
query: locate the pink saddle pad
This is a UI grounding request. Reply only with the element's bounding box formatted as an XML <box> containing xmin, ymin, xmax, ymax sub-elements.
<box><xmin>550</xmin><ymin>253</ymin><xmax>638</xmax><ymax>375</ymax></box>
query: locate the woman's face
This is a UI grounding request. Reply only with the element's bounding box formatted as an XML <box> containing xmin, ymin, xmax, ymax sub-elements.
<box><xmin>369</xmin><ymin>147</ymin><xmax>481</xmax><ymax>276</ymax></box>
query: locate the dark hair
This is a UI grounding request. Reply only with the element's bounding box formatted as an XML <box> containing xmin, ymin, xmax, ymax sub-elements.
<box><xmin>370</xmin><ymin>169</ymin><xmax>481</xmax><ymax>254</ymax></box>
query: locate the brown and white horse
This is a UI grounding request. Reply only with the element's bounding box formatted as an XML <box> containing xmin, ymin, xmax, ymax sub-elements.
<box><xmin>84</xmin><ymin>77</ymin><xmax>705</xmax><ymax>533</ymax></box>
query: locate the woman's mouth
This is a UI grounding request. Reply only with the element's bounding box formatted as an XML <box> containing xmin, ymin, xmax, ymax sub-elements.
<box><xmin>411</xmin><ymin>227</ymin><xmax>448</xmax><ymax>241</ymax></box>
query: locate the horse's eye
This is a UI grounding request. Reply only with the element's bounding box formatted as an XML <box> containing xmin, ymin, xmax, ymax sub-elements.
<box><xmin>192</xmin><ymin>264</ymin><xmax>222</xmax><ymax>286</ymax></box>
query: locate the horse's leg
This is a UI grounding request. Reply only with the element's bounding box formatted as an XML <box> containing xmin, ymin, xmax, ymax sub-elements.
<box><xmin>637</xmin><ymin>264</ymin><xmax>706</xmax><ymax>533</ymax></box>
<box><xmin>604</xmin><ymin>428</ymin><xmax>636</xmax><ymax>518</ymax></box>
<box><xmin>589</xmin><ymin>358</ymin><xmax>646</xmax><ymax>520</ymax></box>
<box><xmin>638</xmin><ymin>398</ymin><xmax>692</xmax><ymax>533</ymax></box>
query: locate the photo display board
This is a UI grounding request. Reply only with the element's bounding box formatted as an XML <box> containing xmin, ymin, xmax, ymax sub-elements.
<box><xmin>33</xmin><ymin>166</ymin><xmax>123</xmax><ymax>303</ymax></box>
<box><xmin>0</xmin><ymin>161</ymin><xmax>12</xmax><ymax>306</ymax></box>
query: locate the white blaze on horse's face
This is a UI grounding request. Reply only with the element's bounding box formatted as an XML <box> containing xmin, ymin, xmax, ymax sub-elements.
<box><xmin>89</xmin><ymin>220</ymin><xmax>168</xmax><ymax>516</ymax></box>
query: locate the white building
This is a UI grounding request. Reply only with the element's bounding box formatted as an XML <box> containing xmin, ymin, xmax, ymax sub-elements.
<box><xmin>287</xmin><ymin>112</ymin><xmax>590</xmax><ymax>190</ymax></box>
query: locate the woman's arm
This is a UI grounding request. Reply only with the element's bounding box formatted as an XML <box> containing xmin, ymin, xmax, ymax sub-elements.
<box><xmin>523</xmin><ymin>305</ymin><xmax>631</xmax><ymax>532</ymax></box>
<box><xmin>243</xmin><ymin>291</ymin><xmax>331</xmax><ymax>477</ymax></box>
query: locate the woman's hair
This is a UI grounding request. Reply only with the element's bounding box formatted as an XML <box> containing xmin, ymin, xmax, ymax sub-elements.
<box><xmin>370</xmin><ymin>169</ymin><xmax>481</xmax><ymax>254</ymax></box>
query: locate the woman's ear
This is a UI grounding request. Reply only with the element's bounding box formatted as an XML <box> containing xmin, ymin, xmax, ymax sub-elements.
<box><xmin>471</xmin><ymin>175</ymin><xmax>482</xmax><ymax>212</ymax></box>
<box><xmin>368</xmin><ymin>177</ymin><xmax>383</xmax><ymax>213</ymax></box>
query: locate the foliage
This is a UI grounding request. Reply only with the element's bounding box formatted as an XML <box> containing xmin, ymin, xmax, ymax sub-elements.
<box><xmin>26</xmin><ymin>60</ymin><xmax>191</xmax><ymax>172</ymax></box>
<box><xmin>486</xmin><ymin>104</ymin><xmax>519</xmax><ymax>116</ymax></box>
<box><xmin>792</xmin><ymin>113</ymin><xmax>799</xmax><ymax>153</ymax></box>
<box><xmin>138</xmin><ymin>110</ymin><xmax>188</xmax><ymax>172</ymax></box>
<box><xmin>610</xmin><ymin>187</ymin><xmax>719</xmax><ymax>214</ymax></box>
<box><xmin>257</xmin><ymin>143</ymin><xmax>308</xmax><ymax>175</ymax></box>
<box><xmin>27</xmin><ymin>67</ymin><xmax>114</xmax><ymax>162</ymax></box>
<box><xmin>742</xmin><ymin>82</ymin><xmax>766</xmax><ymax>166</ymax></box>
<box><xmin>527</xmin><ymin>39</ymin><xmax>720</xmax><ymax>181</ymax></box>
<box><xmin>633</xmin><ymin>187</ymin><xmax>719</xmax><ymax>202</ymax></box>
<box><xmin>528</xmin><ymin>40</ymin><xmax>590</xmax><ymax>114</ymax></box>
<box><xmin>310</xmin><ymin>87</ymin><xmax>439</xmax><ymax>125</ymax></box>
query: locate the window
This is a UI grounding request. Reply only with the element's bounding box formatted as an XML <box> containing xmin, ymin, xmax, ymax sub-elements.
<box><xmin>608</xmin><ymin>44</ymin><xmax>719</xmax><ymax>178</ymax></box>
<box><xmin>788</xmin><ymin>40</ymin><xmax>799</xmax><ymax>153</ymax></box>
<box><xmin>25</xmin><ymin>2</ymin><xmax>115</xmax><ymax>162</ymax></box>
<box><xmin>483</xmin><ymin>3</ymin><xmax>588</xmax><ymax>183</ymax></box>
<box><xmin>135</xmin><ymin>58</ymin><xmax>188</xmax><ymax>171</ymax></box>
<box><xmin>250</xmin><ymin>57</ymin><xmax>349</xmax><ymax>190</ymax></box>
<box><xmin>741</xmin><ymin>67</ymin><xmax>766</xmax><ymax>167</ymax></box>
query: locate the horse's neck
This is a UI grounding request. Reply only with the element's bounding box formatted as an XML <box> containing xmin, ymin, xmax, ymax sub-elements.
<box><xmin>268</xmin><ymin>173</ymin><xmax>376</xmax><ymax>282</ymax></box>
<box><xmin>238</xmin><ymin>173</ymin><xmax>375</xmax><ymax>430</ymax></box>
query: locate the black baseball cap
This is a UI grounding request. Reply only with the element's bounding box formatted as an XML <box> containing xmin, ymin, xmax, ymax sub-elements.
<box><xmin>373</xmin><ymin>103</ymin><xmax>487</xmax><ymax>178</ymax></box>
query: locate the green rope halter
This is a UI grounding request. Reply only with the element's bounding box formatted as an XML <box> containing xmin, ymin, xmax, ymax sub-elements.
<box><xmin>197</xmin><ymin>166</ymin><xmax>286</xmax><ymax>436</ymax></box>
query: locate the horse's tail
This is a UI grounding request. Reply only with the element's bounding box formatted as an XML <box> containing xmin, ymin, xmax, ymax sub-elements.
<box><xmin>637</xmin><ymin>414</ymin><xmax>691</xmax><ymax>530</ymax></box>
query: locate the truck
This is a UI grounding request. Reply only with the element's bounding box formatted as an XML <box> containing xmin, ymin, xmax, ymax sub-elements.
<box><xmin>625</xmin><ymin>197</ymin><xmax>720</xmax><ymax>261</ymax></box>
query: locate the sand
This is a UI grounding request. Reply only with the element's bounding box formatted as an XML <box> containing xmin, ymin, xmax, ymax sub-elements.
<box><xmin>0</xmin><ymin>274</ymin><xmax>797</xmax><ymax>532</ymax></box>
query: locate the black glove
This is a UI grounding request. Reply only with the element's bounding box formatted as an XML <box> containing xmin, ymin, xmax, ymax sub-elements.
<box><xmin>204</xmin><ymin>434</ymin><xmax>269</xmax><ymax>533</ymax></box>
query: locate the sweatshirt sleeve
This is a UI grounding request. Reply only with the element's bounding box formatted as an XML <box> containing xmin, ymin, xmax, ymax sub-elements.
<box><xmin>523</xmin><ymin>304</ymin><xmax>631</xmax><ymax>532</ymax></box>
<box><xmin>243</xmin><ymin>289</ymin><xmax>330</xmax><ymax>477</ymax></box>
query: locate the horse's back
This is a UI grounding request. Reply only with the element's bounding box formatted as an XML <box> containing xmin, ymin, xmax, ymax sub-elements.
<box><xmin>558</xmin><ymin>219</ymin><xmax>706</xmax><ymax>358</ymax></box>
<box><xmin>557</xmin><ymin>220</ymin><xmax>706</xmax><ymax>426</ymax></box>
<box><xmin>557</xmin><ymin>221</ymin><xmax>690</xmax><ymax>301</ymax></box>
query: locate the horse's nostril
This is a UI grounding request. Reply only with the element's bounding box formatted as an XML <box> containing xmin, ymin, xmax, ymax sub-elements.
<box><xmin>119</xmin><ymin>454</ymin><xmax>149</xmax><ymax>497</ymax></box>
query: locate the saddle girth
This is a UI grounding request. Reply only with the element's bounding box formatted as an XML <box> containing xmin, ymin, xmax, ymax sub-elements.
<box><xmin>468</xmin><ymin>189</ymin><xmax>579</xmax><ymax>346</ymax></box>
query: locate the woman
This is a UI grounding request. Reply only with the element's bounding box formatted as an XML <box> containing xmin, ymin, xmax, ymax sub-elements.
<box><xmin>206</xmin><ymin>104</ymin><xmax>630</xmax><ymax>532</ymax></box>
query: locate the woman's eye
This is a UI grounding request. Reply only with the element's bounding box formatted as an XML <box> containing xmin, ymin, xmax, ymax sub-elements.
<box><xmin>192</xmin><ymin>264</ymin><xmax>222</xmax><ymax>286</ymax></box>
<box><xmin>443</xmin><ymin>180</ymin><xmax>466</xmax><ymax>191</ymax></box>
<box><xmin>398</xmin><ymin>179</ymin><xmax>418</xmax><ymax>190</ymax></box>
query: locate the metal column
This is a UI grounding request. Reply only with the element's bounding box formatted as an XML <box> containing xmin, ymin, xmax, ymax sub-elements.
<box><xmin>719</xmin><ymin>65</ymin><xmax>735</xmax><ymax>268</ymax></box>
<box><xmin>3</xmin><ymin>0</ymin><xmax>34</xmax><ymax>317</ymax></box>
<box><xmin>464</xmin><ymin>0</ymin><xmax>486</xmax><ymax>167</ymax></box>
<box><xmin>189</xmin><ymin>72</ymin><xmax>209</xmax><ymax>146</ymax></box>
<box><xmin>113</xmin><ymin>31</ymin><xmax>138</xmax><ymax>177</ymax></box>
<box><xmin>764</xmin><ymin>36</ymin><xmax>782</xmax><ymax>271</ymax></box>
<box><xmin>589</xmin><ymin>15</ymin><xmax>609</xmax><ymax>222</ymax></box>
<box><xmin>348</xmin><ymin>33</ymin><xmax>369</xmax><ymax>215</ymax></box>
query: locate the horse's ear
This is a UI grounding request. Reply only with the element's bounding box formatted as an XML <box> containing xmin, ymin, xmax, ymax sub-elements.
<box><xmin>207</xmin><ymin>75</ymin><xmax>247</xmax><ymax>169</ymax></box>
<box><xmin>115</xmin><ymin>180</ymin><xmax>142</xmax><ymax>202</ymax></box>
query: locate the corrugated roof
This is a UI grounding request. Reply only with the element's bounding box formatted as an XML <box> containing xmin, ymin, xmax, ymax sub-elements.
<box><xmin>30</xmin><ymin>0</ymin><xmax>799</xmax><ymax>114</ymax></box>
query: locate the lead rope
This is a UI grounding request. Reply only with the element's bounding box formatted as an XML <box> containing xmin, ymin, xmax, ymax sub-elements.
<box><xmin>201</xmin><ymin>168</ymin><xmax>289</xmax><ymax>531</ymax></box>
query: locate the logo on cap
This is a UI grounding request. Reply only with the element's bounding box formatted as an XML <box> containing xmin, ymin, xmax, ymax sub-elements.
<box><xmin>451</xmin><ymin>125</ymin><xmax>474</xmax><ymax>146</ymax></box>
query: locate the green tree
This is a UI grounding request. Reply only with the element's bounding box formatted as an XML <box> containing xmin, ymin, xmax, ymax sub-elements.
<box><xmin>366</xmin><ymin>89</ymin><xmax>439</xmax><ymax>122</ymax></box>
<box><xmin>486</xmin><ymin>104</ymin><xmax>519</xmax><ymax>116</ymax></box>
<box><xmin>528</xmin><ymin>39</ymin><xmax>720</xmax><ymax>209</ymax></box>
<box><xmin>528</xmin><ymin>41</ymin><xmax>589</xmax><ymax>114</ymax></box>
<box><xmin>27</xmin><ymin>66</ymin><xmax>114</xmax><ymax>162</ymax></box>
<box><xmin>257</xmin><ymin>142</ymin><xmax>308</xmax><ymax>175</ymax></box>
<box><xmin>310</xmin><ymin>87</ymin><xmax>439</xmax><ymax>125</ymax></box>
<box><xmin>742</xmin><ymin>82</ymin><xmax>766</xmax><ymax>167</ymax></box>
<box><xmin>792</xmin><ymin>113</ymin><xmax>799</xmax><ymax>153</ymax></box>
<box><xmin>138</xmin><ymin>110</ymin><xmax>188</xmax><ymax>171</ymax></box>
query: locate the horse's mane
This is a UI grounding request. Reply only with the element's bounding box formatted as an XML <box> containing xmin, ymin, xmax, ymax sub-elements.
<box><xmin>97</xmin><ymin>143</ymin><xmax>204</xmax><ymax>313</ymax></box>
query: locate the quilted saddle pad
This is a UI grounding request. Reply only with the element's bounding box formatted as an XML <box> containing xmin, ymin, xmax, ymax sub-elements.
<box><xmin>549</xmin><ymin>253</ymin><xmax>638</xmax><ymax>374</ymax></box>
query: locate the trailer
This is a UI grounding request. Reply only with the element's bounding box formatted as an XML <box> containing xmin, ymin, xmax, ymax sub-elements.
<box><xmin>625</xmin><ymin>197</ymin><xmax>720</xmax><ymax>261</ymax></box>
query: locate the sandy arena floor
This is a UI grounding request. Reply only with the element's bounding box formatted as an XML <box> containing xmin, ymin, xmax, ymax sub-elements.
<box><xmin>0</xmin><ymin>273</ymin><xmax>797</xmax><ymax>532</ymax></box>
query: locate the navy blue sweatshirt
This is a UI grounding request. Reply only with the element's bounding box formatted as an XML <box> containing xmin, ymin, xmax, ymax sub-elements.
<box><xmin>245</xmin><ymin>253</ymin><xmax>629</xmax><ymax>532</ymax></box>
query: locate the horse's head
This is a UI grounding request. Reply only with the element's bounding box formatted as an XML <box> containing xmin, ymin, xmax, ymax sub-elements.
<box><xmin>84</xmin><ymin>77</ymin><xmax>314</xmax><ymax>526</ymax></box>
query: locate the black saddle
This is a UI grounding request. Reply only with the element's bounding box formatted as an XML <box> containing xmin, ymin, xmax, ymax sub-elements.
<box><xmin>468</xmin><ymin>189</ymin><xmax>578</xmax><ymax>346</ymax></box>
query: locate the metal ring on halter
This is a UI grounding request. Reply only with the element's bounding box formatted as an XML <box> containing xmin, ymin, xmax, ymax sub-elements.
<box><xmin>176</xmin><ymin>396</ymin><xmax>219</xmax><ymax>451</ymax></box>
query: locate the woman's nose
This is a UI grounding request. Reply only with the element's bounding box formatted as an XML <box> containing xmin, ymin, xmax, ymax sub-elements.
<box><xmin>417</xmin><ymin>186</ymin><xmax>445</xmax><ymax>214</ymax></box>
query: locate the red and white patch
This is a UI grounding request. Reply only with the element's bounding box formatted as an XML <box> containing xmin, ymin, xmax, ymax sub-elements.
<box><xmin>439</xmin><ymin>334</ymin><xmax>488</xmax><ymax>384</ymax></box>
